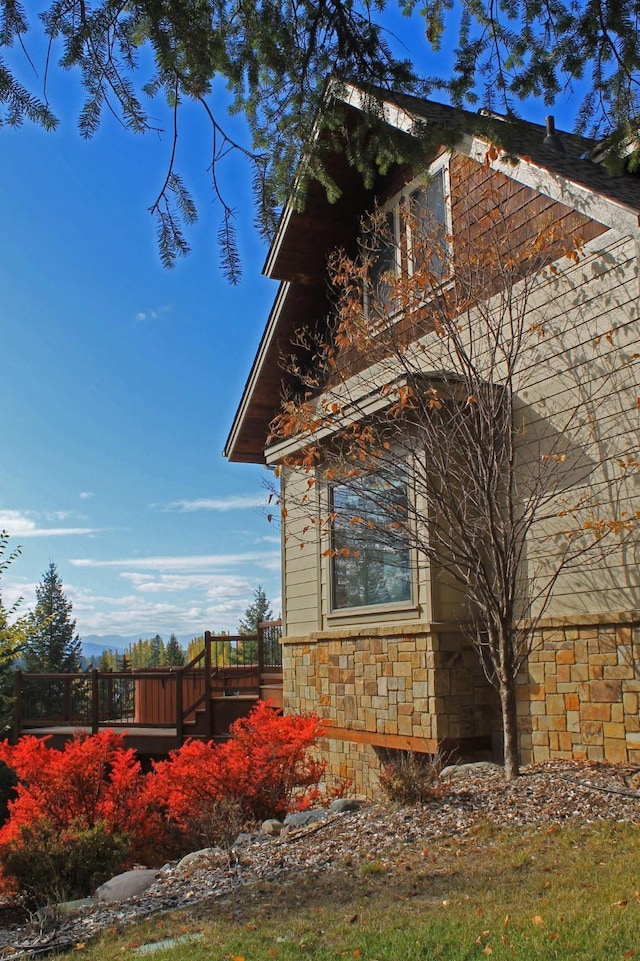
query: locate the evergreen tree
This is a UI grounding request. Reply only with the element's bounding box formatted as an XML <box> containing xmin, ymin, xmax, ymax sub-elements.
<box><xmin>238</xmin><ymin>586</ymin><xmax>273</xmax><ymax>636</ymax></box>
<box><xmin>97</xmin><ymin>649</ymin><xmax>118</xmax><ymax>671</ymax></box>
<box><xmin>24</xmin><ymin>562</ymin><xmax>82</xmax><ymax>673</ymax></box>
<box><xmin>4</xmin><ymin>0</ymin><xmax>635</xmax><ymax>272</ymax></box>
<box><xmin>0</xmin><ymin>532</ymin><xmax>28</xmax><ymax>738</ymax></box>
<box><xmin>165</xmin><ymin>633</ymin><xmax>185</xmax><ymax>666</ymax></box>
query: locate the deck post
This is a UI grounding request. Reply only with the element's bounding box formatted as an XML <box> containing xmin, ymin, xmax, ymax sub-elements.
<box><xmin>204</xmin><ymin>630</ymin><xmax>212</xmax><ymax>739</ymax></box>
<box><xmin>257</xmin><ymin>623</ymin><xmax>265</xmax><ymax>679</ymax></box>
<box><xmin>63</xmin><ymin>675</ymin><xmax>72</xmax><ymax>723</ymax></box>
<box><xmin>91</xmin><ymin>669</ymin><xmax>99</xmax><ymax>734</ymax></box>
<box><xmin>13</xmin><ymin>670</ymin><xmax>22</xmax><ymax>744</ymax></box>
<box><xmin>175</xmin><ymin>667</ymin><xmax>183</xmax><ymax>745</ymax></box>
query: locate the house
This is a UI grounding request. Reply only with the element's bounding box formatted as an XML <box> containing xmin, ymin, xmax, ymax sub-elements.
<box><xmin>225</xmin><ymin>83</ymin><xmax>640</xmax><ymax>792</ymax></box>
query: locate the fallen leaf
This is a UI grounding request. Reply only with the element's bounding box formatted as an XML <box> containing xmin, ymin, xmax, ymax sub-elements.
<box><xmin>532</xmin><ymin>915</ymin><xmax>545</xmax><ymax>926</ymax></box>
<box><xmin>442</xmin><ymin>900</ymin><xmax>451</xmax><ymax>907</ymax></box>
<box><xmin>614</xmin><ymin>900</ymin><xmax>629</xmax><ymax>909</ymax></box>
<box><xmin>483</xmin><ymin>947</ymin><xmax>493</xmax><ymax>956</ymax></box>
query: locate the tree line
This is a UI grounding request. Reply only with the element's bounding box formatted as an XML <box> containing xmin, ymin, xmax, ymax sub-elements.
<box><xmin>0</xmin><ymin>534</ymin><xmax>274</xmax><ymax>732</ymax></box>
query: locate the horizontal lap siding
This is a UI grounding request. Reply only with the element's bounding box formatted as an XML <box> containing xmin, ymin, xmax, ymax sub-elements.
<box><xmin>282</xmin><ymin>469</ymin><xmax>320</xmax><ymax>635</ymax></box>
<box><xmin>512</xmin><ymin>235</ymin><xmax>639</xmax><ymax>617</ymax></box>
<box><xmin>280</xmin><ymin>154</ymin><xmax>637</xmax><ymax>633</ymax></box>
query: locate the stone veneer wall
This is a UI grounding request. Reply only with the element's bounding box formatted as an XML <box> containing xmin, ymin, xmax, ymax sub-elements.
<box><xmin>282</xmin><ymin>612</ymin><xmax>640</xmax><ymax>795</ymax></box>
<box><xmin>517</xmin><ymin>613</ymin><xmax>640</xmax><ymax>765</ymax></box>
<box><xmin>282</xmin><ymin>623</ymin><xmax>498</xmax><ymax>796</ymax></box>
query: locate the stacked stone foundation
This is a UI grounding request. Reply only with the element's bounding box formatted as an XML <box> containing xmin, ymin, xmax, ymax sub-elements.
<box><xmin>282</xmin><ymin>612</ymin><xmax>640</xmax><ymax>795</ymax></box>
<box><xmin>282</xmin><ymin>623</ymin><xmax>498</xmax><ymax>796</ymax></box>
<box><xmin>517</xmin><ymin>612</ymin><xmax>640</xmax><ymax>765</ymax></box>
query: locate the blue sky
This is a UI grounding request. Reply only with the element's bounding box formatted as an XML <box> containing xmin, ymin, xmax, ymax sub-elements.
<box><xmin>0</xmin><ymin>68</ymin><xmax>280</xmax><ymax>639</ymax></box>
<box><xmin>0</xmin><ymin>10</ymin><xmax>582</xmax><ymax>642</ymax></box>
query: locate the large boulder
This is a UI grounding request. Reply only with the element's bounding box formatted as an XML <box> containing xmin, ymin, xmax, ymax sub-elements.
<box><xmin>95</xmin><ymin>869</ymin><xmax>160</xmax><ymax>903</ymax></box>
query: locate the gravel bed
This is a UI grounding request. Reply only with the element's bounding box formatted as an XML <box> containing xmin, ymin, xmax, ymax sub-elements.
<box><xmin>2</xmin><ymin>758</ymin><xmax>640</xmax><ymax>957</ymax></box>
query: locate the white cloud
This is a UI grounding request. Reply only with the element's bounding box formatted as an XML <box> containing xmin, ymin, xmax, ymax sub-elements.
<box><xmin>68</xmin><ymin>588</ymin><xmax>265</xmax><ymax>637</ymax></box>
<box><xmin>159</xmin><ymin>494</ymin><xmax>267</xmax><ymax>513</ymax></box>
<box><xmin>120</xmin><ymin>573</ymin><xmax>251</xmax><ymax>597</ymax></box>
<box><xmin>79</xmin><ymin>492</ymin><xmax>94</xmax><ymax>500</ymax></box>
<box><xmin>134</xmin><ymin>304</ymin><xmax>173</xmax><ymax>323</ymax></box>
<box><xmin>70</xmin><ymin>552</ymin><xmax>279</xmax><ymax>571</ymax></box>
<box><xmin>0</xmin><ymin>509</ymin><xmax>99</xmax><ymax>538</ymax></box>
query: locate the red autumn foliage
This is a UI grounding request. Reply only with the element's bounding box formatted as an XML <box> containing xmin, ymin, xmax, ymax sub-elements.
<box><xmin>0</xmin><ymin>704</ymin><xmax>328</xmax><ymax>898</ymax></box>
<box><xmin>152</xmin><ymin>700</ymin><xmax>327</xmax><ymax>826</ymax></box>
<box><xmin>0</xmin><ymin>731</ymin><xmax>162</xmax><ymax>857</ymax></box>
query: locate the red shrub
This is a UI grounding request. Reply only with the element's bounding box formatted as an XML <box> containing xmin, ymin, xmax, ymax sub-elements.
<box><xmin>0</xmin><ymin>704</ymin><xmax>328</xmax><ymax>897</ymax></box>
<box><xmin>153</xmin><ymin>701</ymin><xmax>326</xmax><ymax>826</ymax></box>
<box><xmin>0</xmin><ymin>731</ymin><xmax>162</xmax><ymax>859</ymax></box>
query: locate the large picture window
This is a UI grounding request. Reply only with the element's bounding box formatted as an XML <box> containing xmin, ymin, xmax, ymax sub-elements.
<box><xmin>331</xmin><ymin>475</ymin><xmax>412</xmax><ymax>610</ymax></box>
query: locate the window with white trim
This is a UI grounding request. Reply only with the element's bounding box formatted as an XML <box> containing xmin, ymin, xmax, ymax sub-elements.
<box><xmin>366</xmin><ymin>157</ymin><xmax>451</xmax><ymax>316</ymax></box>
<box><xmin>330</xmin><ymin>474</ymin><xmax>411</xmax><ymax>610</ymax></box>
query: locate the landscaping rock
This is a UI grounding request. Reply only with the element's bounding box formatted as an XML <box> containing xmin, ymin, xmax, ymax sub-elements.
<box><xmin>329</xmin><ymin>798</ymin><xmax>363</xmax><ymax>813</ymax></box>
<box><xmin>440</xmin><ymin>761</ymin><xmax>503</xmax><ymax>780</ymax></box>
<box><xmin>284</xmin><ymin>810</ymin><xmax>327</xmax><ymax>828</ymax></box>
<box><xmin>132</xmin><ymin>932</ymin><xmax>204</xmax><ymax>956</ymax></box>
<box><xmin>262</xmin><ymin>818</ymin><xmax>284</xmax><ymax>836</ymax></box>
<box><xmin>234</xmin><ymin>831</ymin><xmax>267</xmax><ymax>847</ymax></box>
<box><xmin>57</xmin><ymin>897</ymin><xmax>101</xmax><ymax>917</ymax></box>
<box><xmin>177</xmin><ymin>848</ymin><xmax>222</xmax><ymax>870</ymax></box>
<box><xmin>95</xmin><ymin>868</ymin><xmax>161</xmax><ymax>903</ymax></box>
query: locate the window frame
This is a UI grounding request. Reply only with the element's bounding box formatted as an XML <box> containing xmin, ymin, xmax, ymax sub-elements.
<box><xmin>365</xmin><ymin>155</ymin><xmax>452</xmax><ymax>321</ymax></box>
<box><xmin>327</xmin><ymin>470</ymin><xmax>414</xmax><ymax>614</ymax></box>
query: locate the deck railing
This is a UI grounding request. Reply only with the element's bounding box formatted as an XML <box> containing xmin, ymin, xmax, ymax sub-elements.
<box><xmin>13</xmin><ymin>620</ymin><xmax>282</xmax><ymax>742</ymax></box>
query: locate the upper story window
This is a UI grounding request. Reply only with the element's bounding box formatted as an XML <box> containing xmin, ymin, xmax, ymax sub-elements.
<box><xmin>366</xmin><ymin>156</ymin><xmax>451</xmax><ymax>316</ymax></box>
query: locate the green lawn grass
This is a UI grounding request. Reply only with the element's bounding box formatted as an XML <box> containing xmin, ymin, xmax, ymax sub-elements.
<box><xmin>58</xmin><ymin>821</ymin><xmax>640</xmax><ymax>961</ymax></box>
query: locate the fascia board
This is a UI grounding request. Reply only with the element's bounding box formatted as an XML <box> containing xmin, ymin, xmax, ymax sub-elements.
<box><xmin>223</xmin><ymin>281</ymin><xmax>290</xmax><ymax>460</ymax></box>
<box><xmin>264</xmin><ymin>384</ymin><xmax>391</xmax><ymax>465</ymax></box>
<box><xmin>338</xmin><ymin>81</ymin><xmax>417</xmax><ymax>136</ymax></box>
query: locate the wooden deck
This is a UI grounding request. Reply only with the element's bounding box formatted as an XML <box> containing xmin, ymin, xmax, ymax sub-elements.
<box><xmin>13</xmin><ymin>623</ymin><xmax>283</xmax><ymax>758</ymax></box>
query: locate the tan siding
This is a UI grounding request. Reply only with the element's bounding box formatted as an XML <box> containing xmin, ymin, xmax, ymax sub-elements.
<box><xmin>280</xmin><ymin>161</ymin><xmax>638</xmax><ymax>635</ymax></box>
<box><xmin>282</xmin><ymin>468</ymin><xmax>320</xmax><ymax>636</ymax></box>
<box><xmin>510</xmin><ymin>236</ymin><xmax>640</xmax><ymax>617</ymax></box>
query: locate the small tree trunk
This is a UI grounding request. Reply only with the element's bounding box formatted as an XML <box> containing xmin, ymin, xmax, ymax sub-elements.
<box><xmin>499</xmin><ymin>680</ymin><xmax>520</xmax><ymax>780</ymax></box>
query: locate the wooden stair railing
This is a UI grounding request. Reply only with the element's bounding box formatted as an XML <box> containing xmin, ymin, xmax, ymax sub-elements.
<box><xmin>12</xmin><ymin>620</ymin><xmax>283</xmax><ymax>747</ymax></box>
